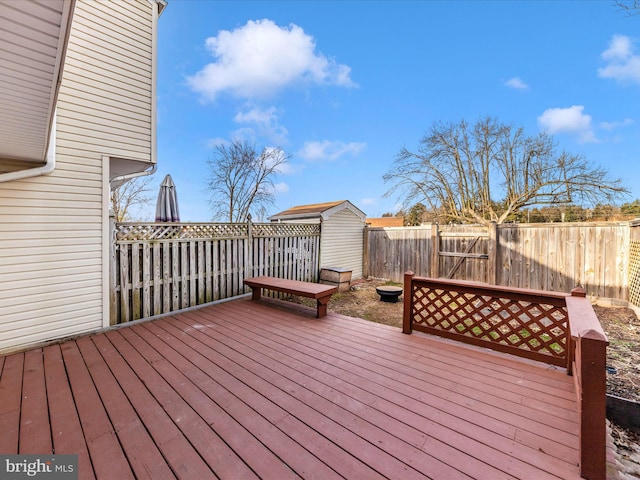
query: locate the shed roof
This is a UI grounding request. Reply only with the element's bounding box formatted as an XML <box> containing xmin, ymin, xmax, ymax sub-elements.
<box><xmin>270</xmin><ymin>200</ymin><xmax>366</xmax><ymax>222</ymax></box>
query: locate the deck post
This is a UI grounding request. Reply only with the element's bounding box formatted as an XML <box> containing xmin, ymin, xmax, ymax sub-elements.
<box><xmin>577</xmin><ymin>336</ymin><xmax>607</xmax><ymax>480</ymax></box>
<box><xmin>566</xmin><ymin>287</ymin><xmax>608</xmax><ymax>480</ymax></box>
<box><xmin>403</xmin><ymin>271</ymin><xmax>414</xmax><ymax>334</ymax></box>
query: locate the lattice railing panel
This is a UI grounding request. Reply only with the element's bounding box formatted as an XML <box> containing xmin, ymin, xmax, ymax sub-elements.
<box><xmin>116</xmin><ymin>222</ymin><xmax>320</xmax><ymax>241</ymax></box>
<box><xmin>411</xmin><ymin>284</ymin><xmax>568</xmax><ymax>362</ymax></box>
<box><xmin>629</xmin><ymin>241</ymin><xmax>640</xmax><ymax>308</ymax></box>
<box><xmin>116</xmin><ymin>223</ymin><xmax>249</xmax><ymax>241</ymax></box>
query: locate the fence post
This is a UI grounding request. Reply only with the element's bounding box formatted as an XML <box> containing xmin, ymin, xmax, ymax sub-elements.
<box><xmin>363</xmin><ymin>225</ymin><xmax>369</xmax><ymax>278</ymax></box>
<box><xmin>246</xmin><ymin>215</ymin><xmax>253</xmax><ymax>283</ymax></box>
<box><xmin>403</xmin><ymin>271</ymin><xmax>414</xmax><ymax>334</ymax></box>
<box><xmin>430</xmin><ymin>223</ymin><xmax>439</xmax><ymax>278</ymax></box>
<box><xmin>487</xmin><ymin>221</ymin><xmax>497</xmax><ymax>285</ymax></box>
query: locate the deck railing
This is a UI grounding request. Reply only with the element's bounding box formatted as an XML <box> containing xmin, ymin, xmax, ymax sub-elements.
<box><xmin>403</xmin><ymin>272</ymin><xmax>608</xmax><ymax>480</ymax></box>
<box><xmin>402</xmin><ymin>272</ymin><xmax>571</xmax><ymax>366</ymax></box>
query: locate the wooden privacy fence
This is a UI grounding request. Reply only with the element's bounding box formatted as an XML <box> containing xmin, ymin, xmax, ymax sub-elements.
<box><xmin>366</xmin><ymin>221</ymin><xmax>634</xmax><ymax>303</ymax></box>
<box><xmin>110</xmin><ymin>221</ymin><xmax>320</xmax><ymax>324</ymax></box>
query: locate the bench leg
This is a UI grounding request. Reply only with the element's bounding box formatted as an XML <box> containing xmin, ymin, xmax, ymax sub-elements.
<box><xmin>316</xmin><ymin>297</ymin><xmax>330</xmax><ymax>318</ymax></box>
<box><xmin>251</xmin><ymin>288</ymin><xmax>262</xmax><ymax>301</ymax></box>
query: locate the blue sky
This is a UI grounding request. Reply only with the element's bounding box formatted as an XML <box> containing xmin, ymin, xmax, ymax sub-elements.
<box><xmin>151</xmin><ymin>0</ymin><xmax>640</xmax><ymax>221</ymax></box>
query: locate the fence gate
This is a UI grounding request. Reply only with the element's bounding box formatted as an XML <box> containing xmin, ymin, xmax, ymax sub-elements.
<box><xmin>432</xmin><ymin>224</ymin><xmax>491</xmax><ymax>283</ymax></box>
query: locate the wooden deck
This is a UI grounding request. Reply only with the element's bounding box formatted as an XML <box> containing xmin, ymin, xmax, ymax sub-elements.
<box><xmin>0</xmin><ymin>297</ymin><xmax>586</xmax><ymax>479</ymax></box>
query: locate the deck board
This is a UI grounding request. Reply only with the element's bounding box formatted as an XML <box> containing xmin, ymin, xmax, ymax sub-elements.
<box><xmin>75</xmin><ymin>336</ymin><xmax>174</xmax><ymax>480</ymax></box>
<box><xmin>121</xmin><ymin>325</ymin><xmax>298</xmax><ymax>480</ymax></box>
<box><xmin>0</xmin><ymin>297</ymin><xmax>590</xmax><ymax>479</ymax></box>
<box><xmin>19</xmin><ymin>349</ymin><xmax>52</xmax><ymax>454</ymax></box>
<box><xmin>60</xmin><ymin>341</ymin><xmax>134</xmax><ymax>479</ymax></box>
<box><xmin>43</xmin><ymin>345</ymin><xmax>95</xmax><ymax>480</ymax></box>
<box><xmin>0</xmin><ymin>352</ymin><xmax>23</xmax><ymax>454</ymax></box>
<box><xmin>228</xmin><ymin>301</ymin><xmax>579</xmax><ymax>438</ymax></box>
<box><xmin>106</xmin><ymin>328</ymin><xmax>255</xmax><ymax>480</ymax></box>
<box><xmin>166</xmin><ymin>313</ymin><xmax>471</xmax><ymax>480</ymax></box>
<box><xmin>214</xmin><ymin>304</ymin><xmax>580</xmax><ymax>466</ymax></box>
<box><xmin>91</xmin><ymin>334</ymin><xmax>214</xmax><ymax>479</ymax></box>
<box><xmin>205</xmin><ymin>300</ymin><xmax>577</xmax><ymax>479</ymax></box>
<box><xmin>144</xmin><ymin>319</ymin><xmax>375</xmax><ymax>480</ymax></box>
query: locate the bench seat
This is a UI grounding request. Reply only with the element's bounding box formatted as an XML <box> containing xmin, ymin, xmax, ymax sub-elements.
<box><xmin>244</xmin><ymin>276</ymin><xmax>338</xmax><ymax>318</ymax></box>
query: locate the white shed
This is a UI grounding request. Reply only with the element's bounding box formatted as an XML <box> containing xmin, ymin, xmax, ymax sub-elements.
<box><xmin>270</xmin><ymin>200</ymin><xmax>367</xmax><ymax>279</ymax></box>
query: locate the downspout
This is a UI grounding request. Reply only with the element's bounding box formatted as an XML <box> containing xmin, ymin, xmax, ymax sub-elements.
<box><xmin>109</xmin><ymin>163</ymin><xmax>157</xmax><ymax>190</ymax></box>
<box><xmin>0</xmin><ymin>114</ymin><xmax>58</xmax><ymax>183</ymax></box>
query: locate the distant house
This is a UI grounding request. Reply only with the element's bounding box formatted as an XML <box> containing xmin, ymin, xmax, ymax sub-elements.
<box><xmin>366</xmin><ymin>217</ymin><xmax>404</xmax><ymax>228</ymax></box>
<box><xmin>0</xmin><ymin>0</ymin><xmax>166</xmax><ymax>353</ymax></box>
<box><xmin>270</xmin><ymin>200</ymin><xmax>367</xmax><ymax>279</ymax></box>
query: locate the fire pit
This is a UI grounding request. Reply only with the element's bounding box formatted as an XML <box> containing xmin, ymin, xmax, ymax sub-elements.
<box><xmin>375</xmin><ymin>285</ymin><xmax>403</xmax><ymax>302</ymax></box>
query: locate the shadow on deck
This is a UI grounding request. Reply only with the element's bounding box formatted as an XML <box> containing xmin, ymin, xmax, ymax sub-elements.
<box><xmin>0</xmin><ymin>297</ymin><xmax>595</xmax><ymax>479</ymax></box>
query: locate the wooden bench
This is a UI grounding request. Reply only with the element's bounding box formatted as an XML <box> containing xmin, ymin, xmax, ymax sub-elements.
<box><xmin>243</xmin><ymin>276</ymin><xmax>338</xmax><ymax>318</ymax></box>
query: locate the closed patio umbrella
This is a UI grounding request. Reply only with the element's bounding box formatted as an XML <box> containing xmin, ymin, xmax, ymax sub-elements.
<box><xmin>155</xmin><ymin>174</ymin><xmax>180</xmax><ymax>222</ymax></box>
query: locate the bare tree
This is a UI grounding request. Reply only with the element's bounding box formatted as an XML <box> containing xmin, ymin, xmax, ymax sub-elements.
<box><xmin>207</xmin><ymin>140</ymin><xmax>289</xmax><ymax>222</ymax></box>
<box><xmin>384</xmin><ymin>117</ymin><xmax>629</xmax><ymax>226</ymax></box>
<box><xmin>615</xmin><ymin>0</ymin><xmax>640</xmax><ymax>14</ymax></box>
<box><xmin>110</xmin><ymin>176</ymin><xmax>154</xmax><ymax>221</ymax></box>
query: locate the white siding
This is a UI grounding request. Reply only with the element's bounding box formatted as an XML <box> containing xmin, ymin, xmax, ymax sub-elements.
<box><xmin>320</xmin><ymin>209</ymin><xmax>365</xmax><ymax>279</ymax></box>
<box><xmin>59</xmin><ymin>0</ymin><xmax>153</xmax><ymax>162</ymax></box>
<box><xmin>0</xmin><ymin>0</ymin><xmax>155</xmax><ymax>352</ymax></box>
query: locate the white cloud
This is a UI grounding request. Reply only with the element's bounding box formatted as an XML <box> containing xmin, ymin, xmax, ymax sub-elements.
<box><xmin>206</xmin><ymin>137</ymin><xmax>229</xmax><ymax>149</ymax></box>
<box><xmin>602</xmin><ymin>34</ymin><xmax>633</xmax><ymax>61</ymax></box>
<box><xmin>361</xmin><ymin>198</ymin><xmax>376</xmax><ymax>206</ymax></box>
<box><xmin>187</xmin><ymin>19</ymin><xmax>356</xmax><ymax>101</ymax></box>
<box><xmin>234</xmin><ymin>106</ymin><xmax>278</xmax><ymax>125</ymax></box>
<box><xmin>273</xmin><ymin>182</ymin><xmax>289</xmax><ymax>194</ymax></box>
<box><xmin>600</xmin><ymin>118</ymin><xmax>634</xmax><ymax>131</ymax></box>
<box><xmin>272</xmin><ymin>158</ymin><xmax>301</xmax><ymax>175</ymax></box>
<box><xmin>537</xmin><ymin>105</ymin><xmax>597</xmax><ymax>143</ymax></box>
<box><xmin>233</xmin><ymin>105</ymin><xmax>288</xmax><ymax>144</ymax></box>
<box><xmin>504</xmin><ymin>77</ymin><xmax>529</xmax><ymax>90</ymax></box>
<box><xmin>598</xmin><ymin>34</ymin><xmax>640</xmax><ymax>84</ymax></box>
<box><xmin>298</xmin><ymin>140</ymin><xmax>366</xmax><ymax>161</ymax></box>
<box><xmin>230</xmin><ymin>127</ymin><xmax>257</xmax><ymax>143</ymax></box>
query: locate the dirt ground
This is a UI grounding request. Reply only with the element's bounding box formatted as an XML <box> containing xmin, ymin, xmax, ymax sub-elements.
<box><xmin>315</xmin><ymin>277</ymin><xmax>640</xmax><ymax>477</ymax></box>
<box><xmin>595</xmin><ymin>304</ymin><xmax>640</xmax><ymax>403</ymax></box>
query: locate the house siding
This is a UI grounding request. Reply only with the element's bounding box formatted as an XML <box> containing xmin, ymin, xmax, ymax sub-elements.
<box><xmin>59</xmin><ymin>0</ymin><xmax>153</xmax><ymax>163</ymax></box>
<box><xmin>320</xmin><ymin>209</ymin><xmax>365</xmax><ymax>279</ymax></box>
<box><xmin>0</xmin><ymin>0</ymin><xmax>156</xmax><ymax>352</ymax></box>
